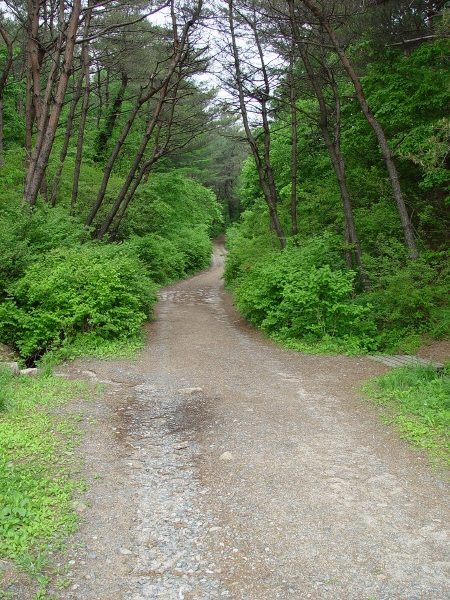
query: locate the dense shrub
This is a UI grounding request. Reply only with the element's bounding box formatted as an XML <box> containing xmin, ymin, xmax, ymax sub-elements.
<box><xmin>364</xmin><ymin>251</ymin><xmax>450</xmax><ymax>350</ymax></box>
<box><xmin>0</xmin><ymin>244</ymin><xmax>157</xmax><ymax>362</ymax></box>
<box><xmin>172</xmin><ymin>226</ymin><xmax>213</xmax><ymax>274</ymax></box>
<box><xmin>126</xmin><ymin>234</ymin><xmax>186</xmax><ymax>284</ymax></box>
<box><xmin>0</xmin><ymin>200</ymin><xmax>91</xmax><ymax>297</ymax></box>
<box><xmin>231</xmin><ymin>236</ymin><xmax>376</xmax><ymax>350</ymax></box>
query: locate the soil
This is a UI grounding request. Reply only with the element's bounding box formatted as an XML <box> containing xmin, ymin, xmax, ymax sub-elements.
<box><xmin>1</xmin><ymin>239</ymin><xmax>449</xmax><ymax>599</ymax></box>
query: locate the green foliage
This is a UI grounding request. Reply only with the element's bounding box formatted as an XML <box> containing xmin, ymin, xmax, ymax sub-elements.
<box><xmin>171</xmin><ymin>226</ymin><xmax>213</xmax><ymax>274</ymax></box>
<box><xmin>231</xmin><ymin>235</ymin><xmax>377</xmax><ymax>352</ymax></box>
<box><xmin>363</xmin><ymin>251</ymin><xmax>450</xmax><ymax>350</ymax></box>
<box><xmin>116</xmin><ymin>171</ymin><xmax>219</xmax><ymax>273</ymax></box>
<box><xmin>119</xmin><ymin>171</ymin><xmax>221</xmax><ymax>240</ymax></box>
<box><xmin>0</xmin><ymin>367</ymin><xmax>93</xmax><ymax>561</ymax></box>
<box><xmin>0</xmin><ymin>198</ymin><xmax>91</xmax><ymax>297</ymax></box>
<box><xmin>363</xmin><ymin>364</ymin><xmax>450</xmax><ymax>466</ymax></box>
<box><xmin>126</xmin><ymin>233</ymin><xmax>186</xmax><ymax>284</ymax></box>
<box><xmin>0</xmin><ymin>244</ymin><xmax>157</xmax><ymax>362</ymax></box>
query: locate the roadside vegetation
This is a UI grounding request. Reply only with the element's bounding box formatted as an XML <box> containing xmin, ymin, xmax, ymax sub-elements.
<box><xmin>218</xmin><ymin>5</ymin><xmax>449</xmax><ymax>357</ymax></box>
<box><xmin>363</xmin><ymin>364</ymin><xmax>450</xmax><ymax>468</ymax></box>
<box><xmin>0</xmin><ymin>366</ymin><xmax>96</xmax><ymax>598</ymax></box>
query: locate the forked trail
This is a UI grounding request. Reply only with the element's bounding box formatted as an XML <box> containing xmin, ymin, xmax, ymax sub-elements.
<box><xmin>55</xmin><ymin>240</ymin><xmax>450</xmax><ymax>600</ymax></box>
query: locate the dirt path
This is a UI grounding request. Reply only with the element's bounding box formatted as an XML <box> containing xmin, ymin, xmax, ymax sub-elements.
<box><xmin>43</xmin><ymin>241</ymin><xmax>450</xmax><ymax>599</ymax></box>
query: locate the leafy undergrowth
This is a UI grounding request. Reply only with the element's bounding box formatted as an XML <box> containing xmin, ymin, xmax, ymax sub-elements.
<box><xmin>363</xmin><ymin>364</ymin><xmax>450</xmax><ymax>468</ymax></box>
<box><xmin>0</xmin><ymin>366</ymin><xmax>96</xmax><ymax>597</ymax></box>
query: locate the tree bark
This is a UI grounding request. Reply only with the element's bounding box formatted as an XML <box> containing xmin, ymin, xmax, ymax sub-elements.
<box><xmin>70</xmin><ymin>0</ymin><xmax>93</xmax><ymax>214</ymax></box>
<box><xmin>0</xmin><ymin>21</ymin><xmax>13</xmax><ymax>165</ymax></box>
<box><xmin>227</xmin><ymin>0</ymin><xmax>286</xmax><ymax>248</ymax></box>
<box><xmin>288</xmin><ymin>41</ymin><xmax>298</xmax><ymax>237</ymax></box>
<box><xmin>299</xmin><ymin>0</ymin><xmax>418</xmax><ymax>259</ymax></box>
<box><xmin>23</xmin><ymin>0</ymin><xmax>82</xmax><ymax>206</ymax></box>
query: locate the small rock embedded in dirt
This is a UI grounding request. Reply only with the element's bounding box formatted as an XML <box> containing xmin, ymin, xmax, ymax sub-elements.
<box><xmin>177</xmin><ymin>387</ymin><xmax>203</xmax><ymax>395</ymax></box>
<box><xmin>219</xmin><ymin>451</ymin><xmax>234</xmax><ymax>461</ymax></box>
<box><xmin>20</xmin><ymin>367</ymin><xmax>41</xmax><ymax>376</ymax></box>
<box><xmin>72</xmin><ymin>501</ymin><xmax>88</xmax><ymax>513</ymax></box>
<box><xmin>119</xmin><ymin>548</ymin><xmax>133</xmax><ymax>555</ymax></box>
<box><xmin>173</xmin><ymin>441</ymin><xmax>189</xmax><ymax>450</ymax></box>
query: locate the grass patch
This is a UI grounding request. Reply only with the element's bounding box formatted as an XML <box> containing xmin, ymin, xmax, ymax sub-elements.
<box><xmin>0</xmin><ymin>366</ymin><xmax>95</xmax><ymax>594</ymax></box>
<box><xmin>362</xmin><ymin>364</ymin><xmax>450</xmax><ymax>467</ymax></box>
<box><xmin>43</xmin><ymin>330</ymin><xmax>146</xmax><ymax>365</ymax></box>
<box><xmin>272</xmin><ymin>333</ymin><xmax>371</xmax><ymax>356</ymax></box>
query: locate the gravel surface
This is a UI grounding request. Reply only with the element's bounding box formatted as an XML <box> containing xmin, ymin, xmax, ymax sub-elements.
<box><xmin>3</xmin><ymin>240</ymin><xmax>449</xmax><ymax>599</ymax></box>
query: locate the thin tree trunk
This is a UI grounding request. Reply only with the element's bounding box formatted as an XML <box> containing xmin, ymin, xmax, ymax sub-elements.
<box><xmin>25</xmin><ymin>0</ymin><xmax>64</xmax><ymax>192</ymax></box>
<box><xmin>0</xmin><ymin>22</ymin><xmax>13</xmax><ymax>165</ymax></box>
<box><xmin>23</xmin><ymin>0</ymin><xmax>82</xmax><ymax>206</ymax></box>
<box><xmin>24</xmin><ymin>0</ymin><xmax>39</xmax><ymax>168</ymax></box>
<box><xmin>106</xmin><ymin>98</ymin><xmax>175</xmax><ymax>241</ymax></box>
<box><xmin>288</xmin><ymin>0</ymin><xmax>369</xmax><ymax>288</ymax></box>
<box><xmin>50</xmin><ymin>72</ymin><xmax>84</xmax><ymax>206</ymax></box>
<box><xmin>227</xmin><ymin>0</ymin><xmax>286</xmax><ymax>248</ymax></box>
<box><xmin>96</xmin><ymin>62</ymin><xmax>102</xmax><ymax>128</ymax></box>
<box><xmin>95</xmin><ymin>89</ymin><xmax>169</xmax><ymax>238</ymax></box>
<box><xmin>300</xmin><ymin>0</ymin><xmax>418</xmax><ymax>259</ymax></box>
<box><xmin>71</xmin><ymin>0</ymin><xmax>93</xmax><ymax>214</ymax></box>
<box><xmin>289</xmin><ymin>42</ymin><xmax>298</xmax><ymax>237</ymax></box>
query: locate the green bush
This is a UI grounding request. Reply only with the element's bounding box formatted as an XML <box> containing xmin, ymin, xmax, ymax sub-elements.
<box><xmin>126</xmin><ymin>234</ymin><xmax>186</xmax><ymax>284</ymax></box>
<box><xmin>231</xmin><ymin>235</ymin><xmax>376</xmax><ymax>349</ymax></box>
<box><xmin>0</xmin><ymin>199</ymin><xmax>91</xmax><ymax>297</ymax></box>
<box><xmin>172</xmin><ymin>226</ymin><xmax>213</xmax><ymax>274</ymax></box>
<box><xmin>364</xmin><ymin>251</ymin><xmax>450</xmax><ymax>348</ymax></box>
<box><xmin>0</xmin><ymin>244</ymin><xmax>157</xmax><ymax>362</ymax></box>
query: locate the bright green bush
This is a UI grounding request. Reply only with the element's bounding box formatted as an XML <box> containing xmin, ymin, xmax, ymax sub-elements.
<box><xmin>126</xmin><ymin>234</ymin><xmax>186</xmax><ymax>284</ymax></box>
<box><xmin>0</xmin><ymin>244</ymin><xmax>157</xmax><ymax>362</ymax></box>
<box><xmin>232</xmin><ymin>235</ymin><xmax>376</xmax><ymax>349</ymax></box>
<box><xmin>0</xmin><ymin>199</ymin><xmax>91</xmax><ymax>297</ymax></box>
<box><xmin>364</xmin><ymin>251</ymin><xmax>450</xmax><ymax>349</ymax></box>
<box><xmin>172</xmin><ymin>226</ymin><xmax>213</xmax><ymax>274</ymax></box>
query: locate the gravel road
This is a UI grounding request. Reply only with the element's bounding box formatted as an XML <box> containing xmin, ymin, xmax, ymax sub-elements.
<box><xmin>42</xmin><ymin>240</ymin><xmax>450</xmax><ymax>599</ymax></box>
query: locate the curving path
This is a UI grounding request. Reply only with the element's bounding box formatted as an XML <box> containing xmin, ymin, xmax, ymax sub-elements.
<box><xmin>50</xmin><ymin>239</ymin><xmax>450</xmax><ymax>600</ymax></box>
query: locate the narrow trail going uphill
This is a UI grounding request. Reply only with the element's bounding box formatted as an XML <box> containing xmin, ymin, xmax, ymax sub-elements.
<box><xmin>54</xmin><ymin>240</ymin><xmax>449</xmax><ymax>600</ymax></box>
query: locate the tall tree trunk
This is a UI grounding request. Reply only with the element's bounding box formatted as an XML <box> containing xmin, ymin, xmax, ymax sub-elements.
<box><xmin>288</xmin><ymin>0</ymin><xmax>369</xmax><ymax>288</ymax></box>
<box><xmin>106</xmin><ymin>95</ymin><xmax>176</xmax><ymax>240</ymax></box>
<box><xmin>25</xmin><ymin>0</ymin><xmax>64</xmax><ymax>192</ymax></box>
<box><xmin>70</xmin><ymin>0</ymin><xmax>93</xmax><ymax>214</ymax></box>
<box><xmin>50</xmin><ymin>73</ymin><xmax>84</xmax><ymax>206</ymax></box>
<box><xmin>93</xmin><ymin>71</ymin><xmax>128</xmax><ymax>162</ymax></box>
<box><xmin>24</xmin><ymin>0</ymin><xmax>39</xmax><ymax>167</ymax></box>
<box><xmin>85</xmin><ymin>90</ymin><xmax>149</xmax><ymax>227</ymax></box>
<box><xmin>0</xmin><ymin>21</ymin><xmax>13</xmax><ymax>165</ymax></box>
<box><xmin>23</xmin><ymin>0</ymin><xmax>82</xmax><ymax>206</ymax></box>
<box><xmin>95</xmin><ymin>90</ymin><xmax>169</xmax><ymax>239</ymax></box>
<box><xmin>51</xmin><ymin>0</ymin><xmax>93</xmax><ymax>207</ymax></box>
<box><xmin>288</xmin><ymin>42</ymin><xmax>298</xmax><ymax>237</ymax></box>
<box><xmin>227</xmin><ymin>0</ymin><xmax>286</xmax><ymax>248</ymax></box>
<box><xmin>299</xmin><ymin>0</ymin><xmax>418</xmax><ymax>259</ymax></box>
